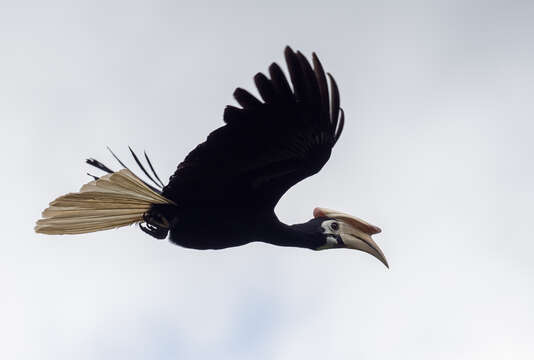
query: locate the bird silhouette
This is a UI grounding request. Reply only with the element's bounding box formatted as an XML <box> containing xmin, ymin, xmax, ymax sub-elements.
<box><xmin>35</xmin><ymin>46</ymin><xmax>388</xmax><ymax>268</ymax></box>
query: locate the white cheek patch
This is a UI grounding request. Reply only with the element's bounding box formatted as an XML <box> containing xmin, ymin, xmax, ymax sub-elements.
<box><xmin>321</xmin><ymin>220</ymin><xmax>337</xmax><ymax>235</ymax></box>
<box><xmin>319</xmin><ymin>220</ymin><xmax>340</xmax><ymax>249</ymax></box>
<box><xmin>317</xmin><ymin>235</ymin><xmax>338</xmax><ymax>250</ymax></box>
<box><xmin>325</xmin><ymin>235</ymin><xmax>338</xmax><ymax>247</ymax></box>
<box><xmin>321</xmin><ymin>221</ymin><xmax>331</xmax><ymax>234</ymax></box>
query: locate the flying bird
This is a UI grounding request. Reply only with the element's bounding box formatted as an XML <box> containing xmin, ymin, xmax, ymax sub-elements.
<box><xmin>35</xmin><ymin>47</ymin><xmax>388</xmax><ymax>267</ymax></box>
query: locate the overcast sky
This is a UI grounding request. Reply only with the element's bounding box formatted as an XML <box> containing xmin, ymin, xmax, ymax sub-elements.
<box><xmin>2</xmin><ymin>0</ymin><xmax>534</xmax><ymax>359</ymax></box>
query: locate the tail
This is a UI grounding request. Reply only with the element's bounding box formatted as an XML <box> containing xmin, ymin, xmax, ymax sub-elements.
<box><xmin>35</xmin><ymin>148</ymin><xmax>174</xmax><ymax>235</ymax></box>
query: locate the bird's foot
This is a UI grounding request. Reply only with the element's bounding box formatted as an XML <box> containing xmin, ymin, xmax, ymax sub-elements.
<box><xmin>139</xmin><ymin>211</ymin><xmax>169</xmax><ymax>240</ymax></box>
<box><xmin>139</xmin><ymin>222</ymin><xmax>168</xmax><ymax>239</ymax></box>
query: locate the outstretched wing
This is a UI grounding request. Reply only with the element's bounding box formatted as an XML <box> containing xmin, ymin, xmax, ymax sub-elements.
<box><xmin>162</xmin><ymin>46</ymin><xmax>344</xmax><ymax>211</ymax></box>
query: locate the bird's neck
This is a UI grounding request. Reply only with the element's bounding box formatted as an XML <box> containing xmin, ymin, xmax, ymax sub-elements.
<box><xmin>256</xmin><ymin>215</ymin><xmax>322</xmax><ymax>250</ymax></box>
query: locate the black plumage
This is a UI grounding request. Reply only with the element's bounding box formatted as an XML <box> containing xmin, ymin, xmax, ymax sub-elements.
<box><xmin>150</xmin><ymin>47</ymin><xmax>342</xmax><ymax>248</ymax></box>
<box><xmin>37</xmin><ymin>46</ymin><xmax>387</xmax><ymax>267</ymax></box>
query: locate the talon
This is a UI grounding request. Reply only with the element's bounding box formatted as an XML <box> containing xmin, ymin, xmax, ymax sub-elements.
<box><xmin>139</xmin><ymin>222</ymin><xmax>168</xmax><ymax>239</ymax></box>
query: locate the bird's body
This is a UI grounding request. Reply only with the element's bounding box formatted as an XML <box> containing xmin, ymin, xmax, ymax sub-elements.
<box><xmin>167</xmin><ymin>209</ymin><xmax>313</xmax><ymax>250</ymax></box>
<box><xmin>36</xmin><ymin>47</ymin><xmax>388</xmax><ymax>267</ymax></box>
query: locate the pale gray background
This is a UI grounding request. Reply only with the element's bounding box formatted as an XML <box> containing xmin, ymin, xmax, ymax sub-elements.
<box><xmin>2</xmin><ymin>0</ymin><xmax>533</xmax><ymax>359</ymax></box>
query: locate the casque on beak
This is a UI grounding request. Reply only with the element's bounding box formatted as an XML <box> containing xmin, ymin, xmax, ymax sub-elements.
<box><xmin>314</xmin><ymin>207</ymin><xmax>389</xmax><ymax>268</ymax></box>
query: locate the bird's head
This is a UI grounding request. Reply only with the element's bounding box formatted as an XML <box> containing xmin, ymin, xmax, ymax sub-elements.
<box><xmin>311</xmin><ymin>207</ymin><xmax>388</xmax><ymax>268</ymax></box>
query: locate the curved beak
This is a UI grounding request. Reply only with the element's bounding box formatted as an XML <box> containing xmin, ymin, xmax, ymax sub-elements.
<box><xmin>340</xmin><ymin>232</ymin><xmax>389</xmax><ymax>268</ymax></box>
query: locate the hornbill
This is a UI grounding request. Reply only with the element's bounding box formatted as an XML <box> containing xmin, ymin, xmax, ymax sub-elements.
<box><xmin>35</xmin><ymin>47</ymin><xmax>388</xmax><ymax>268</ymax></box>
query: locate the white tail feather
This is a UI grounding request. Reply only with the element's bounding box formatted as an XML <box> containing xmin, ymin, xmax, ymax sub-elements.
<box><xmin>35</xmin><ymin>169</ymin><xmax>174</xmax><ymax>235</ymax></box>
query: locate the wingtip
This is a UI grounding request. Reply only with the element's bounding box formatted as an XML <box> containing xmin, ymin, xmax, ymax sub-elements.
<box><xmin>284</xmin><ymin>46</ymin><xmax>297</xmax><ymax>62</ymax></box>
<box><xmin>312</xmin><ymin>52</ymin><xmax>322</xmax><ymax>68</ymax></box>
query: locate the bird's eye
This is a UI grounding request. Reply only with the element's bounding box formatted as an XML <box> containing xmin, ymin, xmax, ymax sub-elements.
<box><xmin>330</xmin><ymin>222</ymin><xmax>339</xmax><ymax>231</ymax></box>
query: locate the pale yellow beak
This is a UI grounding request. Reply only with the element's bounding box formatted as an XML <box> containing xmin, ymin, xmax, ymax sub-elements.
<box><xmin>314</xmin><ymin>207</ymin><xmax>389</xmax><ymax>268</ymax></box>
<box><xmin>339</xmin><ymin>232</ymin><xmax>389</xmax><ymax>268</ymax></box>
